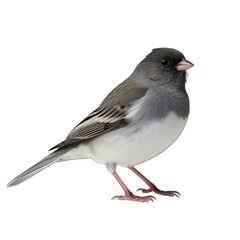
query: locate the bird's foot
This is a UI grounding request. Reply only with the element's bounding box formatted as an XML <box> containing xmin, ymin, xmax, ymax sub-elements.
<box><xmin>137</xmin><ymin>185</ymin><xmax>180</xmax><ymax>198</ymax></box>
<box><xmin>112</xmin><ymin>192</ymin><xmax>156</xmax><ymax>202</ymax></box>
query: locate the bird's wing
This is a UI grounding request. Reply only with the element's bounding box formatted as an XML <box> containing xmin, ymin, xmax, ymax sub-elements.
<box><xmin>49</xmin><ymin>79</ymin><xmax>147</xmax><ymax>151</ymax></box>
<box><xmin>49</xmin><ymin>106</ymin><xmax>127</xmax><ymax>150</ymax></box>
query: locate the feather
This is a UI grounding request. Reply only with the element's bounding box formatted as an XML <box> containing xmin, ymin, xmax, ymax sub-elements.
<box><xmin>7</xmin><ymin>147</ymin><xmax>70</xmax><ymax>187</ymax></box>
<box><xmin>49</xmin><ymin>106</ymin><xmax>127</xmax><ymax>150</ymax></box>
<box><xmin>49</xmin><ymin>80</ymin><xmax>147</xmax><ymax>151</ymax></box>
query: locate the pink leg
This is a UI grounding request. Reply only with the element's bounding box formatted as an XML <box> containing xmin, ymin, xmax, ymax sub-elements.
<box><xmin>112</xmin><ymin>171</ymin><xmax>156</xmax><ymax>202</ymax></box>
<box><xmin>129</xmin><ymin>167</ymin><xmax>180</xmax><ymax>198</ymax></box>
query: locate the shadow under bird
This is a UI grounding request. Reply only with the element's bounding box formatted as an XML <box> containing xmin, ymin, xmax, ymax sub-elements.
<box><xmin>8</xmin><ymin>48</ymin><xmax>194</xmax><ymax>202</ymax></box>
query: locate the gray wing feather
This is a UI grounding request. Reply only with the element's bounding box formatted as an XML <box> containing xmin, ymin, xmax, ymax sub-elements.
<box><xmin>49</xmin><ymin>79</ymin><xmax>147</xmax><ymax>150</ymax></box>
<box><xmin>49</xmin><ymin>107</ymin><xmax>127</xmax><ymax>150</ymax></box>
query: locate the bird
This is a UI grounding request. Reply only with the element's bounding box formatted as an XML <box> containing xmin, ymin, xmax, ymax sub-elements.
<box><xmin>7</xmin><ymin>48</ymin><xmax>194</xmax><ymax>202</ymax></box>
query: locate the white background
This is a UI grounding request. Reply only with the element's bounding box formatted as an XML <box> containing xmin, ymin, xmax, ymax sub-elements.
<box><xmin>1</xmin><ymin>0</ymin><xmax>239</xmax><ymax>239</ymax></box>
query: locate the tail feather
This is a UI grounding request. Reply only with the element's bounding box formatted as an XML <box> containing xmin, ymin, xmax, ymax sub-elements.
<box><xmin>7</xmin><ymin>148</ymin><xmax>68</xmax><ymax>187</ymax></box>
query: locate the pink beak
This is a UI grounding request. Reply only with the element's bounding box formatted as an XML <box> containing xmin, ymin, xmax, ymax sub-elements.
<box><xmin>175</xmin><ymin>58</ymin><xmax>194</xmax><ymax>71</ymax></box>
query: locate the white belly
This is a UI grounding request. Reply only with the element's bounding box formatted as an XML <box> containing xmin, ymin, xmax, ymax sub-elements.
<box><xmin>86</xmin><ymin>112</ymin><xmax>187</xmax><ymax>167</ymax></box>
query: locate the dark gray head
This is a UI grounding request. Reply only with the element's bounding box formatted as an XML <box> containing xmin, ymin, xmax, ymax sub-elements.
<box><xmin>132</xmin><ymin>48</ymin><xmax>194</xmax><ymax>87</ymax></box>
<box><xmin>146</xmin><ymin>48</ymin><xmax>185</xmax><ymax>69</ymax></box>
<box><xmin>128</xmin><ymin>48</ymin><xmax>193</xmax><ymax>119</ymax></box>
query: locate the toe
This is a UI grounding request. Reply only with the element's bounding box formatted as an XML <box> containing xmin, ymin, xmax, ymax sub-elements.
<box><xmin>155</xmin><ymin>190</ymin><xmax>181</xmax><ymax>198</ymax></box>
<box><xmin>137</xmin><ymin>188</ymin><xmax>151</xmax><ymax>193</ymax></box>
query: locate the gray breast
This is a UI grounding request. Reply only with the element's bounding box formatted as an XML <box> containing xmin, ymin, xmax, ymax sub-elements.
<box><xmin>137</xmin><ymin>87</ymin><xmax>189</xmax><ymax>124</ymax></box>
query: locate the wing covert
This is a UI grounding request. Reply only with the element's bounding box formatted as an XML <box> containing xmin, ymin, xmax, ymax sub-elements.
<box><xmin>49</xmin><ymin>106</ymin><xmax>127</xmax><ymax>150</ymax></box>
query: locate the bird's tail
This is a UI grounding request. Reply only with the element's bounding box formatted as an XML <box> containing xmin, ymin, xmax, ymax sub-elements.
<box><xmin>7</xmin><ymin>147</ymin><xmax>70</xmax><ymax>187</ymax></box>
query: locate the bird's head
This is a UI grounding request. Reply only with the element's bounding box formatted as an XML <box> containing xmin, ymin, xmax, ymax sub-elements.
<box><xmin>139</xmin><ymin>48</ymin><xmax>194</xmax><ymax>85</ymax></box>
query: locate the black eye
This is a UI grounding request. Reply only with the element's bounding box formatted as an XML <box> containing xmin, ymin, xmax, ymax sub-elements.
<box><xmin>161</xmin><ymin>59</ymin><xmax>169</xmax><ymax>65</ymax></box>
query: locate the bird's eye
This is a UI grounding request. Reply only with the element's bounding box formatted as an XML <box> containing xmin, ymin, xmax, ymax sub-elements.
<box><xmin>161</xmin><ymin>59</ymin><xmax>169</xmax><ymax>66</ymax></box>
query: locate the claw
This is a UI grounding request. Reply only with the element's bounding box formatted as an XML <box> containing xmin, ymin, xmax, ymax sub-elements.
<box><xmin>172</xmin><ymin>191</ymin><xmax>181</xmax><ymax>198</ymax></box>
<box><xmin>137</xmin><ymin>188</ymin><xmax>151</xmax><ymax>193</ymax></box>
<box><xmin>155</xmin><ymin>190</ymin><xmax>181</xmax><ymax>198</ymax></box>
<box><xmin>137</xmin><ymin>186</ymin><xmax>181</xmax><ymax>198</ymax></box>
<box><xmin>112</xmin><ymin>195</ymin><xmax>120</xmax><ymax>200</ymax></box>
<box><xmin>149</xmin><ymin>195</ymin><xmax>156</xmax><ymax>200</ymax></box>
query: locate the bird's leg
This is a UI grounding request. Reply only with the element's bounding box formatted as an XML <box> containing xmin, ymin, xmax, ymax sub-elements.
<box><xmin>111</xmin><ymin>171</ymin><xmax>156</xmax><ymax>202</ymax></box>
<box><xmin>129</xmin><ymin>167</ymin><xmax>180</xmax><ymax>198</ymax></box>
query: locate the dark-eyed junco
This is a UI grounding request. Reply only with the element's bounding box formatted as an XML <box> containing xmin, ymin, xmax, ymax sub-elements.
<box><xmin>8</xmin><ymin>48</ymin><xmax>194</xmax><ymax>202</ymax></box>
